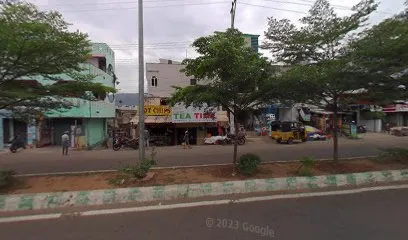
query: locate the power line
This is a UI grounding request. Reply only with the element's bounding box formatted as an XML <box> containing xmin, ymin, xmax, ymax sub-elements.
<box><xmin>38</xmin><ymin>0</ymin><xmax>211</xmax><ymax>7</ymax></box>
<box><xmin>39</xmin><ymin>1</ymin><xmax>231</xmax><ymax>13</ymax></box>
<box><xmin>240</xmin><ymin>2</ymin><xmax>307</xmax><ymax>14</ymax></box>
<box><xmin>260</xmin><ymin>0</ymin><xmax>351</xmax><ymax>10</ymax></box>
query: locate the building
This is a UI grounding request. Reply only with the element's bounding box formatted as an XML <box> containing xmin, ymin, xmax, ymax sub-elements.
<box><xmin>108</xmin><ymin>93</ymin><xmax>139</xmax><ymax>138</ymax></box>
<box><xmin>146</xmin><ymin>59</ymin><xmax>191</xmax><ymax>98</ymax></box>
<box><xmin>1</xmin><ymin>43</ymin><xmax>117</xmax><ymax>150</ymax></box>
<box><xmin>142</xmin><ymin>59</ymin><xmax>229</xmax><ymax>145</ymax></box>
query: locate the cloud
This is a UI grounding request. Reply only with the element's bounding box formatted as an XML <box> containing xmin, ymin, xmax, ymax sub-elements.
<box><xmin>28</xmin><ymin>0</ymin><xmax>404</xmax><ymax>93</ymax></box>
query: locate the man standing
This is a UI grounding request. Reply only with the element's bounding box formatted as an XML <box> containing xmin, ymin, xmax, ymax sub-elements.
<box><xmin>61</xmin><ymin>131</ymin><xmax>70</xmax><ymax>156</ymax></box>
<box><xmin>183</xmin><ymin>130</ymin><xmax>192</xmax><ymax>149</ymax></box>
<box><xmin>144</xmin><ymin>128</ymin><xmax>150</xmax><ymax>149</ymax></box>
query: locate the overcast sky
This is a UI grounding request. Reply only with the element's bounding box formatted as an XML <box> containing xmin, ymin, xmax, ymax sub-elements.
<box><xmin>30</xmin><ymin>0</ymin><xmax>404</xmax><ymax>93</ymax></box>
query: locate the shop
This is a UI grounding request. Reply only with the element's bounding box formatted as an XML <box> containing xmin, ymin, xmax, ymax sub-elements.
<box><xmin>171</xmin><ymin>105</ymin><xmax>228</xmax><ymax>145</ymax></box>
<box><xmin>383</xmin><ymin>104</ymin><xmax>408</xmax><ymax>127</ymax></box>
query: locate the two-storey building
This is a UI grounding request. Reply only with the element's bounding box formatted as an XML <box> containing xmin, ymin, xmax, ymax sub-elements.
<box><xmin>1</xmin><ymin>43</ymin><xmax>117</xmax><ymax>150</ymax></box>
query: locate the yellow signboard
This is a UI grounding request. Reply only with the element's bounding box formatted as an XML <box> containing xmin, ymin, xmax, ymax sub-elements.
<box><xmin>144</xmin><ymin>105</ymin><xmax>171</xmax><ymax>116</ymax></box>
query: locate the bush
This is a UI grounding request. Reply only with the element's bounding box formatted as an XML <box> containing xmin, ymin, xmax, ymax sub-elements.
<box><xmin>237</xmin><ymin>153</ymin><xmax>261</xmax><ymax>176</ymax></box>
<box><xmin>378</xmin><ymin>148</ymin><xmax>408</xmax><ymax>163</ymax></box>
<box><xmin>298</xmin><ymin>156</ymin><xmax>316</xmax><ymax>177</ymax></box>
<box><xmin>0</xmin><ymin>169</ymin><xmax>16</xmax><ymax>189</ymax></box>
<box><xmin>120</xmin><ymin>158</ymin><xmax>155</xmax><ymax>179</ymax></box>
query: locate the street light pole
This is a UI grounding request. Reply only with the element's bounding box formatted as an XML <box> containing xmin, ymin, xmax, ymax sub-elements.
<box><xmin>138</xmin><ymin>0</ymin><xmax>145</xmax><ymax>161</ymax></box>
<box><xmin>230</xmin><ymin>0</ymin><xmax>237</xmax><ymax>29</ymax></box>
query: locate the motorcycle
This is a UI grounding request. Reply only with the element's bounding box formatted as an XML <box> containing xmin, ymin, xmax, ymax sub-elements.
<box><xmin>113</xmin><ymin>137</ymin><xmax>139</xmax><ymax>151</ymax></box>
<box><xmin>357</xmin><ymin>125</ymin><xmax>367</xmax><ymax>133</ymax></box>
<box><xmin>219</xmin><ymin>133</ymin><xmax>246</xmax><ymax>145</ymax></box>
<box><xmin>9</xmin><ymin>137</ymin><xmax>26</xmax><ymax>153</ymax></box>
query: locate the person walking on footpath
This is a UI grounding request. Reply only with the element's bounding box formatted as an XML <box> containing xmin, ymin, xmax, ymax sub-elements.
<box><xmin>144</xmin><ymin>128</ymin><xmax>150</xmax><ymax>149</ymax></box>
<box><xmin>62</xmin><ymin>131</ymin><xmax>70</xmax><ymax>156</ymax></box>
<box><xmin>183</xmin><ymin>130</ymin><xmax>192</xmax><ymax>149</ymax></box>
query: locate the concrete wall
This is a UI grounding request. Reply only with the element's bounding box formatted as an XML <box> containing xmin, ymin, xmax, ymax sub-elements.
<box><xmin>146</xmin><ymin>62</ymin><xmax>192</xmax><ymax>98</ymax></box>
<box><xmin>359</xmin><ymin>119</ymin><xmax>382</xmax><ymax>132</ymax></box>
<box><xmin>86</xmin><ymin>118</ymin><xmax>106</xmax><ymax>146</ymax></box>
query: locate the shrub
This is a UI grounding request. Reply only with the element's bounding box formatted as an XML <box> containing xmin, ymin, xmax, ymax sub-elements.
<box><xmin>378</xmin><ymin>148</ymin><xmax>408</xmax><ymax>163</ymax></box>
<box><xmin>121</xmin><ymin>158</ymin><xmax>155</xmax><ymax>179</ymax></box>
<box><xmin>237</xmin><ymin>153</ymin><xmax>261</xmax><ymax>176</ymax></box>
<box><xmin>298</xmin><ymin>156</ymin><xmax>316</xmax><ymax>177</ymax></box>
<box><xmin>0</xmin><ymin>169</ymin><xmax>16</xmax><ymax>189</ymax></box>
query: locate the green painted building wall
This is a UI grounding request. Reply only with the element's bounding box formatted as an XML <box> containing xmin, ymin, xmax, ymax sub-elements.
<box><xmin>86</xmin><ymin>118</ymin><xmax>106</xmax><ymax>146</ymax></box>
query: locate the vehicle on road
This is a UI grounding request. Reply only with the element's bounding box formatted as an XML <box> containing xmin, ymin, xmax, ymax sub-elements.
<box><xmin>274</xmin><ymin>121</ymin><xmax>307</xmax><ymax>144</ymax></box>
<box><xmin>9</xmin><ymin>136</ymin><xmax>26</xmax><ymax>153</ymax></box>
<box><xmin>113</xmin><ymin>137</ymin><xmax>139</xmax><ymax>151</ymax></box>
<box><xmin>218</xmin><ymin>133</ymin><xmax>246</xmax><ymax>145</ymax></box>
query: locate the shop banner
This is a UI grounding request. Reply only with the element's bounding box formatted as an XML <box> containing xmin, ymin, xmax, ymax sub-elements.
<box><xmin>172</xmin><ymin>106</ymin><xmax>216</xmax><ymax>123</ymax></box>
<box><xmin>144</xmin><ymin>105</ymin><xmax>171</xmax><ymax>116</ymax></box>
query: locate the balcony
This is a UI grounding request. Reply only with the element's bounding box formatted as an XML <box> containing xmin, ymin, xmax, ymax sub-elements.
<box><xmin>80</xmin><ymin>63</ymin><xmax>114</xmax><ymax>86</ymax></box>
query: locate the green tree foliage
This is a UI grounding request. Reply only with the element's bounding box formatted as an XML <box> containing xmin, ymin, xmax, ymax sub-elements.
<box><xmin>169</xmin><ymin>29</ymin><xmax>278</xmax><ymax>165</ymax></box>
<box><xmin>262</xmin><ymin>0</ymin><xmax>378</xmax><ymax>160</ymax></box>
<box><xmin>349</xmin><ymin>2</ymin><xmax>408</xmax><ymax>102</ymax></box>
<box><xmin>0</xmin><ymin>2</ymin><xmax>115</xmax><ymax>118</ymax></box>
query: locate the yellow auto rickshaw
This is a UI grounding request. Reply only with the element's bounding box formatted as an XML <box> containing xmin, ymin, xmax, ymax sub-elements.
<box><xmin>274</xmin><ymin>121</ymin><xmax>307</xmax><ymax>144</ymax></box>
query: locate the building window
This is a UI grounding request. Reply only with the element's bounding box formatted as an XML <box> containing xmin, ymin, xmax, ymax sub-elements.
<box><xmin>160</xmin><ymin>98</ymin><xmax>168</xmax><ymax>106</ymax></box>
<box><xmin>151</xmin><ymin>76</ymin><xmax>158</xmax><ymax>87</ymax></box>
<box><xmin>190</xmin><ymin>78</ymin><xmax>197</xmax><ymax>85</ymax></box>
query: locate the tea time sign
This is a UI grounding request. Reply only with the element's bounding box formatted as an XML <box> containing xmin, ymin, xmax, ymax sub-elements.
<box><xmin>171</xmin><ymin>106</ymin><xmax>217</xmax><ymax>123</ymax></box>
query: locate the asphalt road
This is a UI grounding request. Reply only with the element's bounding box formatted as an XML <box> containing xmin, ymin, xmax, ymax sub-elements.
<box><xmin>1</xmin><ymin>133</ymin><xmax>407</xmax><ymax>175</ymax></box>
<box><xmin>1</xmin><ymin>187</ymin><xmax>407</xmax><ymax>239</ymax></box>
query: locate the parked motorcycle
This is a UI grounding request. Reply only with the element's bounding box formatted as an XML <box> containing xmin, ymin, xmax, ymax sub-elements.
<box><xmin>357</xmin><ymin>125</ymin><xmax>367</xmax><ymax>133</ymax></box>
<box><xmin>9</xmin><ymin>137</ymin><xmax>26</xmax><ymax>153</ymax></box>
<box><xmin>113</xmin><ymin>137</ymin><xmax>139</xmax><ymax>151</ymax></box>
<box><xmin>219</xmin><ymin>133</ymin><xmax>246</xmax><ymax>145</ymax></box>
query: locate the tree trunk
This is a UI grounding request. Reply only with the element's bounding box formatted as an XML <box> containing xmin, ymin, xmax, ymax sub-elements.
<box><xmin>332</xmin><ymin>98</ymin><xmax>339</xmax><ymax>161</ymax></box>
<box><xmin>232</xmin><ymin>109</ymin><xmax>239</xmax><ymax>176</ymax></box>
<box><xmin>233</xmin><ymin>111</ymin><xmax>239</xmax><ymax>165</ymax></box>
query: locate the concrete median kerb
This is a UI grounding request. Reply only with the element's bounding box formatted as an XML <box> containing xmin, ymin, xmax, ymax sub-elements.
<box><xmin>1</xmin><ymin>169</ymin><xmax>408</xmax><ymax>212</ymax></box>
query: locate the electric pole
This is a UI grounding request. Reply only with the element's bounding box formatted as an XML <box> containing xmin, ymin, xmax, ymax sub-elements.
<box><xmin>230</xmin><ymin>0</ymin><xmax>237</xmax><ymax>29</ymax></box>
<box><xmin>138</xmin><ymin>0</ymin><xmax>145</xmax><ymax>161</ymax></box>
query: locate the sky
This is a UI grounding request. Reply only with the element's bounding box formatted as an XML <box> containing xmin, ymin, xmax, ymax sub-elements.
<box><xmin>29</xmin><ymin>0</ymin><xmax>405</xmax><ymax>93</ymax></box>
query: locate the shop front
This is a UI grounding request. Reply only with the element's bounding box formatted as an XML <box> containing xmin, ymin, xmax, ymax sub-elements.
<box><xmin>171</xmin><ymin>106</ymin><xmax>228</xmax><ymax>145</ymax></box>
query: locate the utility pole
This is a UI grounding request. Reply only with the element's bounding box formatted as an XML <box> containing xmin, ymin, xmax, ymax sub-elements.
<box><xmin>230</xmin><ymin>0</ymin><xmax>237</xmax><ymax>29</ymax></box>
<box><xmin>138</xmin><ymin>0</ymin><xmax>145</xmax><ymax>161</ymax></box>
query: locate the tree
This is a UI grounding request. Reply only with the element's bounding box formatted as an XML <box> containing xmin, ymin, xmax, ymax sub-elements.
<box><xmin>348</xmin><ymin>2</ymin><xmax>408</xmax><ymax>102</ymax></box>
<box><xmin>0</xmin><ymin>2</ymin><xmax>115</xmax><ymax>118</ymax></box>
<box><xmin>169</xmin><ymin>29</ymin><xmax>278</xmax><ymax>168</ymax></box>
<box><xmin>262</xmin><ymin>0</ymin><xmax>378</xmax><ymax>161</ymax></box>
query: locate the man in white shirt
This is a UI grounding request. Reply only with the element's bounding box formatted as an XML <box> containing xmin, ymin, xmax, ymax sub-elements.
<box><xmin>61</xmin><ymin>131</ymin><xmax>70</xmax><ymax>155</ymax></box>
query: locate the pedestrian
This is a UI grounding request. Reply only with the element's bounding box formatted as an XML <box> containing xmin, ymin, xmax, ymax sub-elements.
<box><xmin>61</xmin><ymin>131</ymin><xmax>70</xmax><ymax>156</ymax></box>
<box><xmin>183</xmin><ymin>130</ymin><xmax>192</xmax><ymax>149</ymax></box>
<box><xmin>144</xmin><ymin>128</ymin><xmax>150</xmax><ymax>149</ymax></box>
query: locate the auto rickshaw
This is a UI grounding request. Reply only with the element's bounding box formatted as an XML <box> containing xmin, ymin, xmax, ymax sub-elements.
<box><xmin>274</xmin><ymin>121</ymin><xmax>307</xmax><ymax>144</ymax></box>
<box><xmin>270</xmin><ymin>121</ymin><xmax>281</xmax><ymax>140</ymax></box>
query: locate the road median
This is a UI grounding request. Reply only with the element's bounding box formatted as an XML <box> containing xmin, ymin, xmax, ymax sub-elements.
<box><xmin>1</xmin><ymin>169</ymin><xmax>408</xmax><ymax>212</ymax></box>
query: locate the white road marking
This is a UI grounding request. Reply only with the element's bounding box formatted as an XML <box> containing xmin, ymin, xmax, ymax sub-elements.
<box><xmin>81</xmin><ymin>184</ymin><xmax>408</xmax><ymax>217</ymax></box>
<box><xmin>0</xmin><ymin>213</ymin><xmax>62</xmax><ymax>224</ymax></box>
<box><xmin>2</xmin><ymin>184</ymin><xmax>407</xmax><ymax>223</ymax></box>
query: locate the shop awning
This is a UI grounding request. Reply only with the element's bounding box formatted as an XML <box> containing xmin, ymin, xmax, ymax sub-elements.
<box><xmin>310</xmin><ymin>109</ymin><xmax>348</xmax><ymax>115</ymax></box>
<box><xmin>130</xmin><ymin>115</ymin><xmax>172</xmax><ymax>124</ymax></box>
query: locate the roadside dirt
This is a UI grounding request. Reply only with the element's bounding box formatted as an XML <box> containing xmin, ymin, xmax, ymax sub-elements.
<box><xmin>4</xmin><ymin>159</ymin><xmax>407</xmax><ymax>194</ymax></box>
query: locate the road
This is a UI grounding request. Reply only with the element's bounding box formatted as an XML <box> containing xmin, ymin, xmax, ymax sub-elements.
<box><xmin>0</xmin><ymin>133</ymin><xmax>407</xmax><ymax>175</ymax></box>
<box><xmin>1</xmin><ymin>187</ymin><xmax>407</xmax><ymax>239</ymax></box>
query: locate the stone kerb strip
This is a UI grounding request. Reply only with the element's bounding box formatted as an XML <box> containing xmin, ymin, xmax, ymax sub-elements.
<box><xmin>1</xmin><ymin>169</ymin><xmax>407</xmax><ymax>212</ymax></box>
